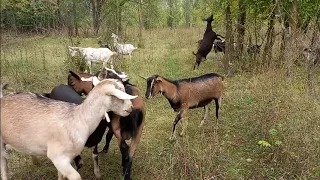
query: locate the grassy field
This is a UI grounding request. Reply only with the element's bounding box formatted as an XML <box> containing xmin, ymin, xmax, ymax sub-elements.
<box><xmin>1</xmin><ymin>28</ymin><xmax>320</xmax><ymax>180</ymax></box>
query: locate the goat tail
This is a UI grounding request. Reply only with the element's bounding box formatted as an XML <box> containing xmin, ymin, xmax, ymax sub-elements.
<box><xmin>130</xmin><ymin>109</ymin><xmax>143</xmax><ymax>138</ymax></box>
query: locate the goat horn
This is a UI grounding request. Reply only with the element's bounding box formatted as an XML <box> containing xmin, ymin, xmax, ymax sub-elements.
<box><xmin>138</xmin><ymin>75</ymin><xmax>147</xmax><ymax>80</ymax></box>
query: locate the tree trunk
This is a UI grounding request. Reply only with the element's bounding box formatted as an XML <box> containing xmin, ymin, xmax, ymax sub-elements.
<box><xmin>236</xmin><ymin>0</ymin><xmax>246</xmax><ymax>60</ymax></box>
<box><xmin>261</xmin><ymin>0</ymin><xmax>276</xmax><ymax>68</ymax></box>
<box><xmin>224</xmin><ymin>0</ymin><xmax>234</xmax><ymax>76</ymax></box>
<box><xmin>167</xmin><ymin>0</ymin><xmax>174</xmax><ymax>28</ymax></box>
<box><xmin>138</xmin><ymin>0</ymin><xmax>143</xmax><ymax>47</ymax></box>
<box><xmin>91</xmin><ymin>0</ymin><xmax>104</xmax><ymax>35</ymax></box>
<box><xmin>306</xmin><ymin>14</ymin><xmax>320</xmax><ymax>99</ymax></box>
<box><xmin>184</xmin><ymin>0</ymin><xmax>191</xmax><ymax>28</ymax></box>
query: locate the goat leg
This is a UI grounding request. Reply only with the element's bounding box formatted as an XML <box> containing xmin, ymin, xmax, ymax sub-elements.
<box><xmin>92</xmin><ymin>146</ymin><xmax>101</xmax><ymax>179</ymax></box>
<box><xmin>74</xmin><ymin>155</ymin><xmax>83</xmax><ymax>171</ymax></box>
<box><xmin>120</xmin><ymin>140</ymin><xmax>131</xmax><ymax>180</ymax></box>
<box><xmin>170</xmin><ymin>109</ymin><xmax>186</xmax><ymax>141</ymax></box>
<box><xmin>101</xmin><ymin>128</ymin><xmax>114</xmax><ymax>153</ymax></box>
<box><xmin>199</xmin><ymin>105</ymin><xmax>210</xmax><ymax>127</ymax></box>
<box><xmin>1</xmin><ymin>140</ymin><xmax>8</xmax><ymax>180</ymax></box>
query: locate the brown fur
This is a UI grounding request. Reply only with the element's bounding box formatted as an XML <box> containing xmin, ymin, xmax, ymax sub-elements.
<box><xmin>146</xmin><ymin>74</ymin><xmax>224</xmax><ymax>140</ymax></box>
<box><xmin>68</xmin><ymin>71</ymin><xmax>93</xmax><ymax>95</ymax></box>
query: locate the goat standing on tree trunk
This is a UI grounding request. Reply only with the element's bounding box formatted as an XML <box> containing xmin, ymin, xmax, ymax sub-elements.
<box><xmin>193</xmin><ymin>14</ymin><xmax>224</xmax><ymax>70</ymax></box>
<box><xmin>143</xmin><ymin>73</ymin><xmax>224</xmax><ymax>141</ymax></box>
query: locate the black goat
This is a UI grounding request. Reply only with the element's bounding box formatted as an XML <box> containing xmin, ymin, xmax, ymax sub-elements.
<box><xmin>193</xmin><ymin>14</ymin><xmax>224</xmax><ymax>69</ymax></box>
<box><xmin>247</xmin><ymin>44</ymin><xmax>261</xmax><ymax>54</ymax></box>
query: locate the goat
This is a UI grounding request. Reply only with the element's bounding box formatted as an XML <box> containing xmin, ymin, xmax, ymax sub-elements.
<box><xmin>213</xmin><ymin>40</ymin><xmax>226</xmax><ymax>54</ymax></box>
<box><xmin>1</xmin><ymin>79</ymin><xmax>137</xmax><ymax>180</ymax></box>
<box><xmin>71</xmin><ymin>67</ymin><xmax>145</xmax><ymax>180</ymax></box>
<box><xmin>98</xmin><ymin>40</ymin><xmax>111</xmax><ymax>49</ymax></box>
<box><xmin>43</xmin><ymin>84</ymin><xmax>110</xmax><ymax>179</ymax></box>
<box><xmin>68</xmin><ymin>46</ymin><xmax>118</xmax><ymax>74</ymax></box>
<box><xmin>247</xmin><ymin>44</ymin><xmax>261</xmax><ymax>54</ymax></box>
<box><xmin>111</xmin><ymin>33</ymin><xmax>137</xmax><ymax>60</ymax></box>
<box><xmin>193</xmin><ymin>14</ymin><xmax>224</xmax><ymax>70</ymax></box>
<box><xmin>143</xmin><ymin>73</ymin><xmax>224</xmax><ymax>141</ymax></box>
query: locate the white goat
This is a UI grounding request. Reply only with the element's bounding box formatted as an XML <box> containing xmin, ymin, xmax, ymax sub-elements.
<box><xmin>1</xmin><ymin>79</ymin><xmax>137</xmax><ymax>180</ymax></box>
<box><xmin>68</xmin><ymin>46</ymin><xmax>118</xmax><ymax>74</ymax></box>
<box><xmin>111</xmin><ymin>33</ymin><xmax>137</xmax><ymax>60</ymax></box>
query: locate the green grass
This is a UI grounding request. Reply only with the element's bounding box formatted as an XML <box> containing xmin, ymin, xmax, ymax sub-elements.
<box><xmin>1</xmin><ymin>28</ymin><xmax>320</xmax><ymax>180</ymax></box>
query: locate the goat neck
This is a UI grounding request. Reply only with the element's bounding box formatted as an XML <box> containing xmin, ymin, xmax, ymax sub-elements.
<box><xmin>159</xmin><ymin>78</ymin><xmax>178</xmax><ymax>101</ymax></box>
<box><xmin>74</xmin><ymin>88</ymin><xmax>110</xmax><ymax>135</ymax></box>
<box><xmin>204</xmin><ymin>19</ymin><xmax>213</xmax><ymax>35</ymax></box>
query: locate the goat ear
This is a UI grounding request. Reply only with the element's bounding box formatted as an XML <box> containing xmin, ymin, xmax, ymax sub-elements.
<box><xmin>156</xmin><ymin>77</ymin><xmax>162</xmax><ymax>82</ymax></box>
<box><xmin>69</xmin><ymin>71</ymin><xmax>81</xmax><ymax>80</ymax></box>
<box><xmin>107</xmin><ymin>88</ymin><xmax>137</xmax><ymax>100</ymax></box>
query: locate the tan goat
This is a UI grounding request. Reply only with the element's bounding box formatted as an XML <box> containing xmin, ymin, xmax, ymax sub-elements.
<box><xmin>0</xmin><ymin>79</ymin><xmax>137</xmax><ymax>180</ymax></box>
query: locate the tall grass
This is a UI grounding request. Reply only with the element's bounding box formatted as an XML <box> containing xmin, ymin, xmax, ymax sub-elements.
<box><xmin>1</xmin><ymin>28</ymin><xmax>320</xmax><ymax>179</ymax></box>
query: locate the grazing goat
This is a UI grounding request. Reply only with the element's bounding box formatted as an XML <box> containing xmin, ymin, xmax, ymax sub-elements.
<box><xmin>69</xmin><ymin>68</ymin><xmax>145</xmax><ymax>180</ymax></box>
<box><xmin>111</xmin><ymin>33</ymin><xmax>137</xmax><ymax>60</ymax></box>
<box><xmin>193</xmin><ymin>14</ymin><xmax>224</xmax><ymax>70</ymax></box>
<box><xmin>213</xmin><ymin>40</ymin><xmax>226</xmax><ymax>54</ymax></box>
<box><xmin>143</xmin><ymin>73</ymin><xmax>224</xmax><ymax>141</ymax></box>
<box><xmin>1</xmin><ymin>79</ymin><xmax>137</xmax><ymax>180</ymax></box>
<box><xmin>247</xmin><ymin>44</ymin><xmax>261</xmax><ymax>54</ymax></box>
<box><xmin>43</xmin><ymin>84</ymin><xmax>110</xmax><ymax>179</ymax></box>
<box><xmin>98</xmin><ymin>40</ymin><xmax>111</xmax><ymax>49</ymax></box>
<box><xmin>68</xmin><ymin>46</ymin><xmax>118</xmax><ymax>74</ymax></box>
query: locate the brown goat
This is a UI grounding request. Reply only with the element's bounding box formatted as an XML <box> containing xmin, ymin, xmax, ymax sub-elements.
<box><xmin>67</xmin><ymin>71</ymin><xmax>93</xmax><ymax>95</ymax></box>
<box><xmin>68</xmin><ymin>68</ymin><xmax>146</xmax><ymax>180</ymax></box>
<box><xmin>144</xmin><ymin>73</ymin><xmax>224</xmax><ymax>141</ymax></box>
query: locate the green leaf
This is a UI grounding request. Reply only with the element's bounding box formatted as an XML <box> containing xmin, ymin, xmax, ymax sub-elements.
<box><xmin>258</xmin><ymin>140</ymin><xmax>272</xmax><ymax>147</ymax></box>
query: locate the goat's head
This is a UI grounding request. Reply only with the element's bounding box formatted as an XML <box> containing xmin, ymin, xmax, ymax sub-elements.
<box><xmin>94</xmin><ymin>79</ymin><xmax>137</xmax><ymax>117</ymax></box>
<box><xmin>1</xmin><ymin>83</ymin><xmax>8</xmax><ymax>98</ymax></box>
<box><xmin>97</xmin><ymin>67</ymin><xmax>129</xmax><ymax>82</ymax></box>
<box><xmin>111</xmin><ymin>33</ymin><xmax>119</xmax><ymax>41</ymax></box>
<box><xmin>203</xmin><ymin>14</ymin><xmax>214</xmax><ymax>22</ymax></box>
<box><xmin>145</xmin><ymin>75</ymin><xmax>164</xmax><ymax>99</ymax></box>
<box><xmin>68</xmin><ymin>71</ymin><xmax>94</xmax><ymax>95</ymax></box>
<box><xmin>68</xmin><ymin>46</ymin><xmax>80</xmax><ymax>57</ymax></box>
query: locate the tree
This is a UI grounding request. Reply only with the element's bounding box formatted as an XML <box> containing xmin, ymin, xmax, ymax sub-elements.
<box><xmin>184</xmin><ymin>0</ymin><xmax>192</xmax><ymax>28</ymax></box>
<box><xmin>236</xmin><ymin>0</ymin><xmax>246</xmax><ymax>60</ymax></box>
<box><xmin>224</xmin><ymin>0</ymin><xmax>234</xmax><ymax>76</ymax></box>
<box><xmin>91</xmin><ymin>0</ymin><xmax>104</xmax><ymax>35</ymax></box>
<box><xmin>261</xmin><ymin>0</ymin><xmax>276</xmax><ymax>68</ymax></box>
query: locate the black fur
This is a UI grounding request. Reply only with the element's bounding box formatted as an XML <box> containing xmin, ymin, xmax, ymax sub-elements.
<box><xmin>193</xmin><ymin>14</ymin><xmax>224</xmax><ymax>69</ymax></box>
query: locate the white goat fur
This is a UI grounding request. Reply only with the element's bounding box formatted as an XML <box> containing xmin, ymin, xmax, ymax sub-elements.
<box><xmin>0</xmin><ymin>79</ymin><xmax>137</xmax><ymax>180</ymax></box>
<box><xmin>111</xmin><ymin>33</ymin><xmax>137</xmax><ymax>59</ymax></box>
<box><xmin>68</xmin><ymin>46</ymin><xmax>118</xmax><ymax>74</ymax></box>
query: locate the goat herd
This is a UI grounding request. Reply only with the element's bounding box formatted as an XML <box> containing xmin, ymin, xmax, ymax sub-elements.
<box><xmin>1</xmin><ymin>14</ymin><xmax>226</xmax><ymax>180</ymax></box>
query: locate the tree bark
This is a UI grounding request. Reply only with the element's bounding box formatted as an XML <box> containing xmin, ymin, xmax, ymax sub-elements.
<box><xmin>262</xmin><ymin>0</ymin><xmax>276</xmax><ymax>68</ymax></box>
<box><xmin>224</xmin><ymin>0</ymin><xmax>234</xmax><ymax>76</ymax></box>
<box><xmin>91</xmin><ymin>0</ymin><xmax>104</xmax><ymax>35</ymax></box>
<box><xmin>236</xmin><ymin>0</ymin><xmax>246</xmax><ymax>60</ymax></box>
<box><xmin>138</xmin><ymin>0</ymin><xmax>143</xmax><ymax>47</ymax></box>
<box><xmin>167</xmin><ymin>0</ymin><xmax>174</xmax><ymax>28</ymax></box>
<box><xmin>184</xmin><ymin>0</ymin><xmax>191</xmax><ymax>28</ymax></box>
<box><xmin>306</xmin><ymin>14</ymin><xmax>320</xmax><ymax>99</ymax></box>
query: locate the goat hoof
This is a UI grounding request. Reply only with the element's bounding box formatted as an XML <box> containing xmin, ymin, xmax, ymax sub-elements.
<box><xmin>94</xmin><ymin>171</ymin><xmax>102</xmax><ymax>180</ymax></box>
